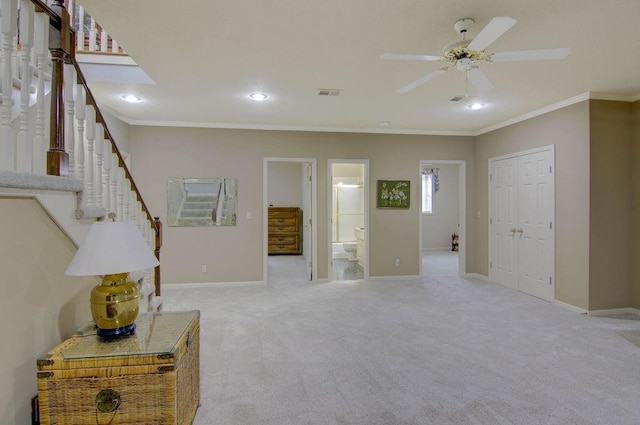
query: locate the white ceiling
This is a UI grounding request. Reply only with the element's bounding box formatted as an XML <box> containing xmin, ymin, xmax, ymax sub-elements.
<box><xmin>78</xmin><ymin>0</ymin><xmax>640</xmax><ymax>135</ymax></box>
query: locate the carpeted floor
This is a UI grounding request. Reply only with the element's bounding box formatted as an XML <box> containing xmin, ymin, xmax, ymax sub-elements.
<box><xmin>162</xmin><ymin>253</ymin><xmax>640</xmax><ymax>425</ymax></box>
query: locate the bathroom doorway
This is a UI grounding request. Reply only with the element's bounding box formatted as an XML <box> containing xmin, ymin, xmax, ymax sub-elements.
<box><xmin>328</xmin><ymin>160</ymin><xmax>369</xmax><ymax>281</ymax></box>
<box><xmin>419</xmin><ymin>160</ymin><xmax>466</xmax><ymax>277</ymax></box>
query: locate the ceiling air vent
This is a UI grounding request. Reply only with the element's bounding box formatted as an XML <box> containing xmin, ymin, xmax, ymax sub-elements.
<box><xmin>317</xmin><ymin>89</ymin><xmax>343</xmax><ymax>96</ymax></box>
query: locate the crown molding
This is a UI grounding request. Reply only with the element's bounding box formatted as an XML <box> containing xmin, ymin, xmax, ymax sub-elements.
<box><xmin>99</xmin><ymin>91</ymin><xmax>637</xmax><ymax>138</ymax></box>
<box><xmin>126</xmin><ymin>119</ymin><xmax>477</xmax><ymax>137</ymax></box>
<box><xmin>476</xmin><ymin>92</ymin><xmax>591</xmax><ymax>135</ymax></box>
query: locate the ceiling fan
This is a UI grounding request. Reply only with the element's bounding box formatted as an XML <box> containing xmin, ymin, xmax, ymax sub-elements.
<box><xmin>381</xmin><ymin>17</ymin><xmax>570</xmax><ymax>94</ymax></box>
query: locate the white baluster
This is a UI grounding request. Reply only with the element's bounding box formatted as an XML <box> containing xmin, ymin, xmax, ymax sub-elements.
<box><xmin>11</xmin><ymin>31</ymin><xmax>19</xmax><ymax>88</ymax></box>
<box><xmin>67</xmin><ymin>0</ymin><xmax>74</xmax><ymax>22</ymax></box>
<box><xmin>94</xmin><ymin>123</ymin><xmax>104</xmax><ymax>208</ymax></box>
<box><xmin>129</xmin><ymin>189</ymin><xmax>137</xmax><ymax>222</ymax></box>
<box><xmin>136</xmin><ymin>200</ymin><xmax>143</xmax><ymax>229</ymax></box>
<box><xmin>75</xmin><ymin>85</ymin><xmax>85</xmax><ymax>181</ymax></box>
<box><xmin>102</xmin><ymin>138</ymin><xmax>112</xmax><ymax>213</ymax></box>
<box><xmin>33</xmin><ymin>12</ymin><xmax>48</xmax><ymax>172</ymax></box>
<box><xmin>100</xmin><ymin>27</ymin><xmax>107</xmax><ymax>52</ymax></box>
<box><xmin>143</xmin><ymin>221</ymin><xmax>150</xmax><ymax>246</ymax></box>
<box><xmin>123</xmin><ymin>188</ymin><xmax>130</xmax><ymax>222</ymax></box>
<box><xmin>16</xmin><ymin>0</ymin><xmax>34</xmax><ymax>172</ymax></box>
<box><xmin>64</xmin><ymin>64</ymin><xmax>76</xmax><ymax>175</ymax></box>
<box><xmin>76</xmin><ymin>5</ymin><xmax>85</xmax><ymax>51</ymax></box>
<box><xmin>89</xmin><ymin>17</ymin><xmax>97</xmax><ymax>51</ymax></box>
<box><xmin>117</xmin><ymin>167</ymin><xmax>125</xmax><ymax>220</ymax></box>
<box><xmin>0</xmin><ymin>0</ymin><xmax>17</xmax><ymax>170</ymax></box>
<box><xmin>132</xmin><ymin>198</ymin><xmax>139</xmax><ymax>226</ymax></box>
<box><xmin>111</xmin><ymin>39</ymin><xmax>119</xmax><ymax>54</ymax></box>
<box><xmin>85</xmin><ymin>105</ymin><xmax>96</xmax><ymax>206</ymax></box>
<box><xmin>110</xmin><ymin>156</ymin><xmax>119</xmax><ymax>217</ymax></box>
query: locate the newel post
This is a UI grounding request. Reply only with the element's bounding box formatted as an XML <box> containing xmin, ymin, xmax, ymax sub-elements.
<box><xmin>154</xmin><ymin>217</ymin><xmax>163</xmax><ymax>296</ymax></box>
<box><xmin>47</xmin><ymin>0</ymin><xmax>74</xmax><ymax>176</ymax></box>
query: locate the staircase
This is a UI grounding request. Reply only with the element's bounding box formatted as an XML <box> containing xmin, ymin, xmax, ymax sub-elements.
<box><xmin>178</xmin><ymin>193</ymin><xmax>216</xmax><ymax>225</ymax></box>
<box><xmin>0</xmin><ymin>0</ymin><xmax>162</xmax><ymax>312</ymax></box>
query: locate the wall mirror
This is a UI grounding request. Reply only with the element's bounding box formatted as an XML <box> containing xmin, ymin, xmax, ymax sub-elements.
<box><xmin>167</xmin><ymin>178</ymin><xmax>237</xmax><ymax>226</ymax></box>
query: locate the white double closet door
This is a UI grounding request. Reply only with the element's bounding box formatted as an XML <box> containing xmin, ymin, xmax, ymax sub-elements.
<box><xmin>489</xmin><ymin>146</ymin><xmax>555</xmax><ymax>301</ymax></box>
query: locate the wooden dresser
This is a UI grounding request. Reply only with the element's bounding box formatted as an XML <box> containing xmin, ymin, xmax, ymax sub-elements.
<box><xmin>268</xmin><ymin>207</ymin><xmax>302</xmax><ymax>255</ymax></box>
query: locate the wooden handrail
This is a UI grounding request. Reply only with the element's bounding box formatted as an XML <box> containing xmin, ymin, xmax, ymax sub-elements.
<box><xmin>70</xmin><ymin>60</ymin><xmax>158</xmax><ymax>232</ymax></box>
<box><xmin>31</xmin><ymin>0</ymin><xmax>62</xmax><ymax>28</ymax></box>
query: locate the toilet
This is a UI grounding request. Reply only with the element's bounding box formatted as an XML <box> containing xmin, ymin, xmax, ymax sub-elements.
<box><xmin>342</xmin><ymin>242</ymin><xmax>358</xmax><ymax>268</ymax></box>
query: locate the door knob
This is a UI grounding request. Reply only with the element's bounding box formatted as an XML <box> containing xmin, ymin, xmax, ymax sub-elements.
<box><xmin>517</xmin><ymin>228</ymin><xmax>524</xmax><ymax>234</ymax></box>
<box><xmin>510</xmin><ymin>228</ymin><xmax>517</xmax><ymax>234</ymax></box>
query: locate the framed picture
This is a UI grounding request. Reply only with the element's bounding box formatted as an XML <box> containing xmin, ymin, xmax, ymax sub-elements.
<box><xmin>377</xmin><ymin>180</ymin><xmax>410</xmax><ymax>208</ymax></box>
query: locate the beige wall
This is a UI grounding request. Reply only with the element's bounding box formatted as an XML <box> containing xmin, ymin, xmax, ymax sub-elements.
<box><xmin>588</xmin><ymin>100</ymin><xmax>633</xmax><ymax>310</ymax></box>
<box><xmin>475</xmin><ymin>101</ymin><xmax>591</xmax><ymax>309</ymax></box>
<box><xmin>102</xmin><ymin>110</ymin><xmax>131</xmax><ymax>154</ymax></box>
<box><xmin>267</xmin><ymin>162</ymin><xmax>302</xmax><ymax>207</ymax></box>
<box><xmin>129</xmin><ymin>127</ymin><xmax>476</xmax><ymax>283</ymax></box>
<box><xmin>632</xmin><ymin>101</ymin><xmax>640</xmax><ymax>309</ymax></box>
<box><xmin>0</xmin><ymin>197</ymin><xmax>94</xmax><ymax>425</ymax></box>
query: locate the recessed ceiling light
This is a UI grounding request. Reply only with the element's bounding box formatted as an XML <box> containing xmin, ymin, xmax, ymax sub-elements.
<box><xmin>249</xmin><ymin>92</ymin><xmax>268</xmax><ymax>101</ymax></box>
<box><xmin>121</xmin><ymin>94</ymin><xmax>142</xmax><ymax>103</ymax></box>
<box><xmin>379</xmin><ymin>121</ymin><xmax>391</xmax><ymax>127</ymax></box>
<box><xmin>467</xmin><ymin>102</ymin><xmax>486</xmax><ymax>110</ymax></box>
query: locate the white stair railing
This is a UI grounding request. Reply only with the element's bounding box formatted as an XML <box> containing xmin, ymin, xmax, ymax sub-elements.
<box><xmin>67</xmin><ymin>0</ymin><xmax>124</xmax><ymax>54</ymax></box>
<box><xmin>0</xmin><ymin>0</ymin><xmax>162</xmax><ymax>310</ymax></box>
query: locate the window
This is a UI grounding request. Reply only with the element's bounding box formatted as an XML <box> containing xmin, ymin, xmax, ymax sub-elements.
<box><xmin>422</xmin><ymin>173</ymin><xmax>433</xmax><ymax>214</ymax></box>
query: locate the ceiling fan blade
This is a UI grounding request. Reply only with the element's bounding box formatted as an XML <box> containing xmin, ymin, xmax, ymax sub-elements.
<box><xmin>467</xmin><ymin>68</ymin><xmax>494</xmax><ymax>93</ymax></box>
<box><xmin>491</xmin><ymin>47</ymin><xmax>571</xmax><ymax>62</ymax></box>
<box><xmin>381</xmin><ymin>53</ymin><xmax>443</xmax><ymax>61</ymax></box>
<box><xmin>467</xmin><ymin>17</ymin><xmax>517</xmax><ymax>51</ymax></box>
<box><xmin>396</xmin><ymin>69</ymin><xmax>447</xmax><ymax>94</ymax></box>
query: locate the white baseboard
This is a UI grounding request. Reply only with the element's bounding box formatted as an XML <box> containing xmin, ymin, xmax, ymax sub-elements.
<box><xmin>368</xmin><ymin>275</ymin><xmax>422</xmax><ymax>281</ymax></box>
<box><xmin>464</xmin><ymin>273</ymin><xmax>490</xmax><ymax>281</ymax></box>
<box><xmin>554</xmin><ymin>300</ymin><xmax>588</xmax><ymax>315</ymax></box>
<box><xmin>588</xmin><ymin>307</ymin><xmax>640</xmax><ymax>317</ymax></box>
<box><xmin>163</xmin><ymin>280</ymin><xmax>266</xmax><ymax>289</ymax></box>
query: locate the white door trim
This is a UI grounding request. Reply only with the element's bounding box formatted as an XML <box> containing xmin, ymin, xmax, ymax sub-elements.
<box><xmin>328</xmin><ymin>159</ymin><xmax>370</xmax><ymax>280</ymax></box>
<box><xmin>263</xmin><ymin>157</ymin><xmax>318</xmax><ymax>282</ymax></box>
<box><xmin>418</xmin><ymin>160</ymin><xmax>466</xmax><ymax>276</ymax></box>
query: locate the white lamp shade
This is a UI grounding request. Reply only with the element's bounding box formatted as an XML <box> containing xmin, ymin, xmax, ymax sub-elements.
<box><xmin>66</xmin><ymin>220</ymin><xmax>160</xmax><ymax>276</ymax></box>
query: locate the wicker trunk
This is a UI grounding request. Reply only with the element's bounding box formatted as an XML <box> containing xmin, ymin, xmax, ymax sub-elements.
<box><xmin>37</xmin><ymin>311</ymin><xmax>200</xmax><ymax>425</ymax></box>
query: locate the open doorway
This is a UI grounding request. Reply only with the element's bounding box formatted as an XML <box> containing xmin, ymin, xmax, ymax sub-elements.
<box><xmin>263</xmin><ymin>158</ymin><xmax>317</xmax><ymax>283</ymax></box>
<box><xmin>419</xmin><ymin>160</ymin><xmax>466</xmax><ymax>278</ymax></box>
<box><xmin>328</xmin><ymin>160</ymin><xmax>369</xmax><ymax>281</ymax></box>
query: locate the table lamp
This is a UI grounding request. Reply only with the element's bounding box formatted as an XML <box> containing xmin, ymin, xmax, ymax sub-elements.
<box><xmin>65</xmin><ymin>218</ymin><xmax>160</xmax><ymax>339</ymax></box>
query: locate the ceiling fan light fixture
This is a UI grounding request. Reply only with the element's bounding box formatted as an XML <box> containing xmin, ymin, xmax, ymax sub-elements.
<box><xmin>467</xmin><ymin>102</ymin><xmax>487</xmax><ymax>110</ymax></box>
<box><xmin>456</xmin><ymin>57</ymin><xmax>473</xmax><ymax>71</ymax></box>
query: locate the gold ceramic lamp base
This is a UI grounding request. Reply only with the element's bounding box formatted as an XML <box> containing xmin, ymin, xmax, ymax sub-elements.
<box><xmin>90</xmin><ymin>272</ymin><xmax>139</xmax><ymax>338</ymax></box>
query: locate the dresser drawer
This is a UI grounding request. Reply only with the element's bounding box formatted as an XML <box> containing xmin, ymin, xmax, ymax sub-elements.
<box><xmin>268</xmin><ymin>234</ymin><xmax>298</xmax><ymax>244</ymax></box>
<box><xmin>268</xmin><ymin>240</ymin><xmax>300</xmax><ymax>254</ymax></box>
<box><xmin>268</xmin><ymin>219</ymin><xmax>298</xmax><ymax>232</ymax></box>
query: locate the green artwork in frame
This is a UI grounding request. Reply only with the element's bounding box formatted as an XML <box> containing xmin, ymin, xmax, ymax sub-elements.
<box><xmin>377</xmin><ymin>180</ymin><xmax>410</xmax><ymax>208</ymax></box>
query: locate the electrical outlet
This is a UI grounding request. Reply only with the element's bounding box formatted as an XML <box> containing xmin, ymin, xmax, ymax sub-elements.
<box><xmin>395</xmin><ymin>257</ymin><xmax>400</xmax><ymax>266</ymax></box>
<box><xmin>201</xmin><ymin>265</ymin><xmax>207</xmax><ymax>273</ymax></box>
<box><xmin>246</xmin><ymin>211</ymin><xmax>252</xmax><ymax>220</ymax></box>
